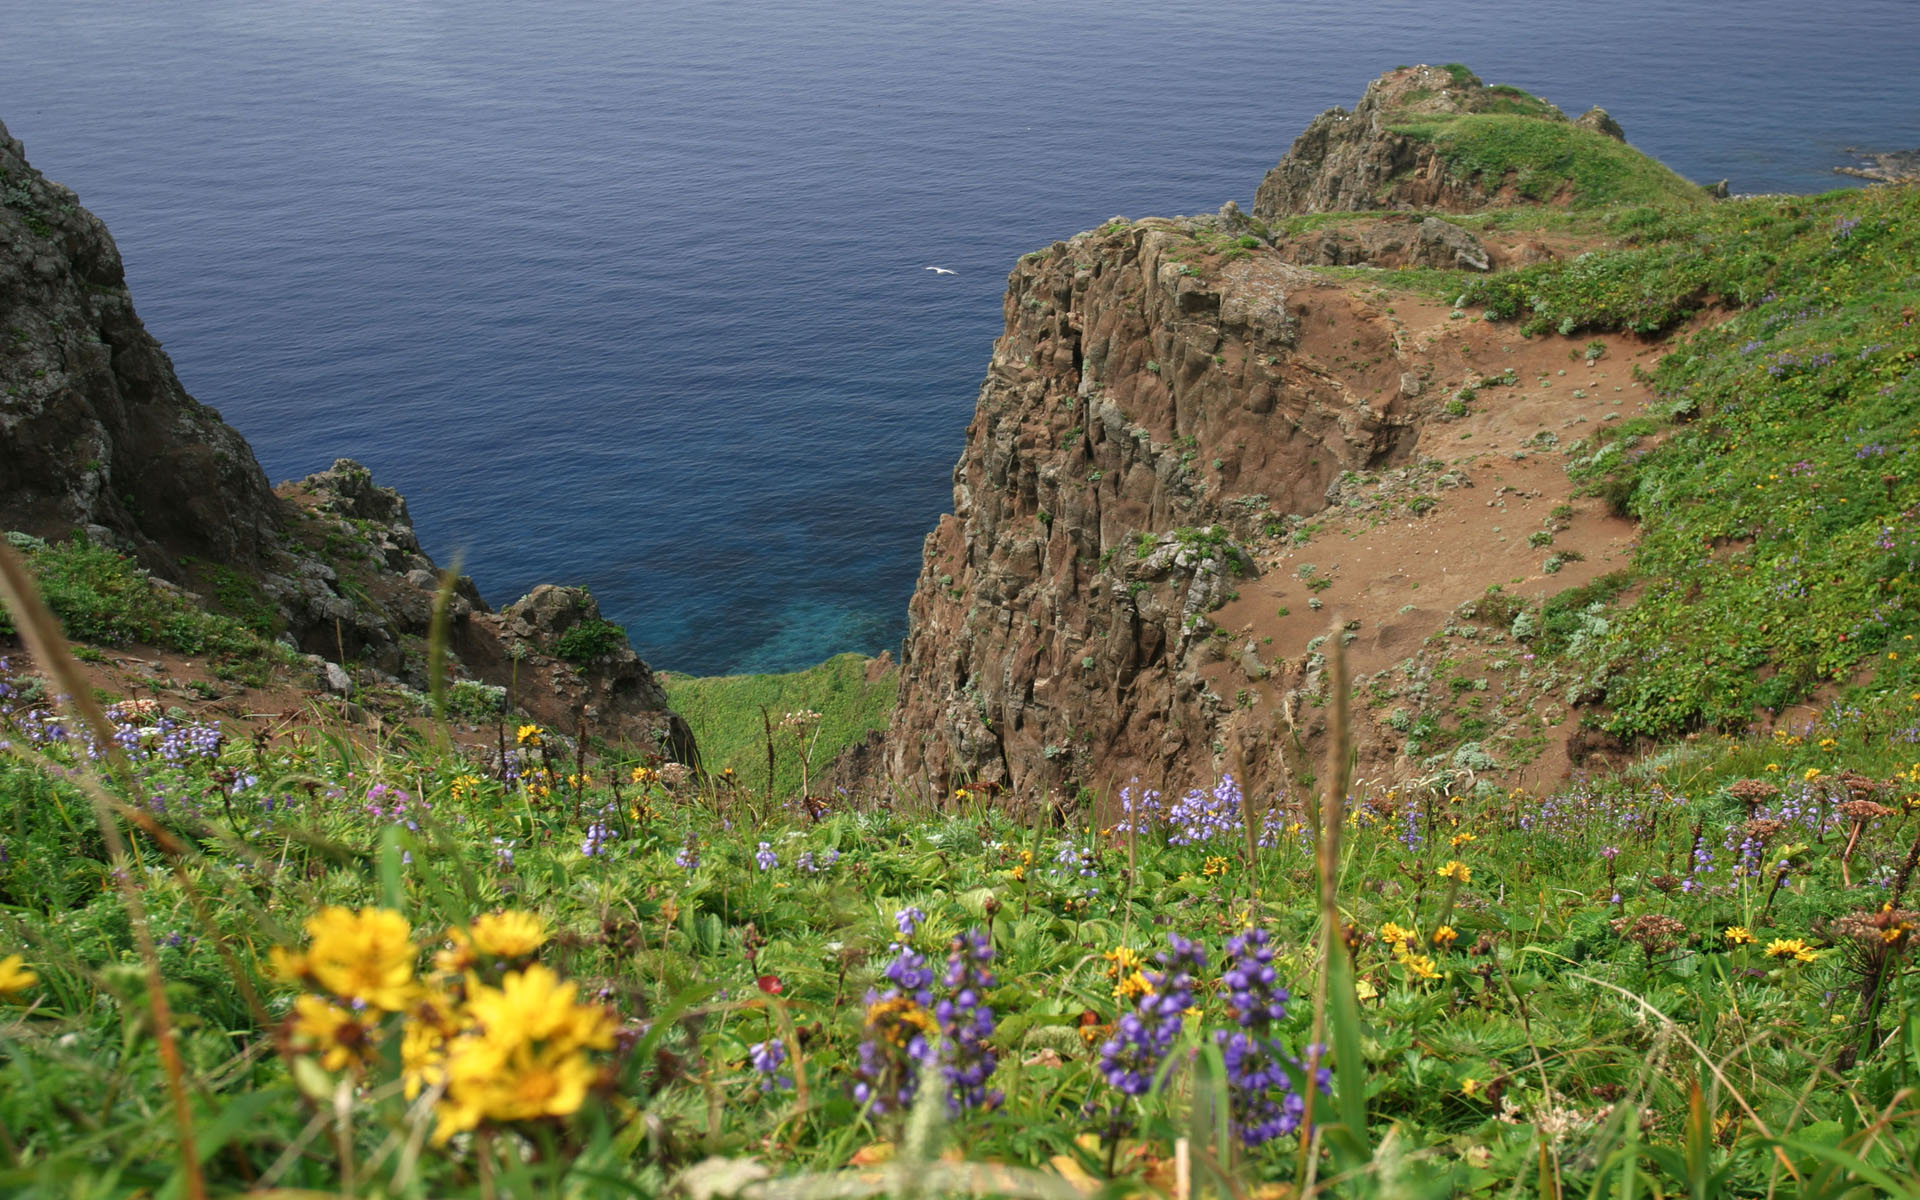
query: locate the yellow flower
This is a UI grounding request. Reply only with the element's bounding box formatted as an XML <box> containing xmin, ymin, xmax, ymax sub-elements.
<box><xmin>1764</xmin><ymin>938</ymin><xmax>1818</xmax><ymax>963</ymax></box>
<box><xmin>433</xmin><ymin>927</ymin><xmax>476</xmax><ymax>977</ymax></box>
<box><xmin>467</xmin><ymin>911</ymin><xmax>547</xmax><ymax>960</ymax></box>
<box><xmin>1432</xmin><ymin>925</ymin><xmax>1459</xmax><ymax>949</ymax></box>
<box><xmin>1449</xmin><ymin>832</ymin><xmax>1476</xmax><ymax>848</ymax></box>
<box><xmin>449</xmin><ymin>774</ymin><xmax>483</xmax><ymax>803</ymax></box>
<box><xmin>1765</xmin><ymin>762</ymin><xmax>1781</xmax><ymax>772</ymax></box>
<box><xmin>402</xmin><ymin>1021</ymin><xmax>448</xmax><ymax>1099</ymax></box>
<box><xmin>1103</xmin><ymin>946</ymin><xmax>1146</xmax><ymax>975</ymax></box>
<box><xmin>515</xmin><ymin>724</ymin><xmax>542</xmax><ymax>746</ymax></box>
<box><xmin>1461</xmin><ymin>1078</ymin><xmax>1480</xmax><ymax>1098</ymax></box>
<box><xmin>434</xmin><ymin>1034</ymin><xmax>597</xmax><ymax>1141</ymax></box>
<box><xmin>1202</xmin><ymin>855</ymin><xmax>1230</xmax><ymax>877</ymax></box>
<box><xmin>953</xmin><ymin>788</ymin><xmax>971</xmax><ymax>802</ymax></box>
<box><xmin>1436</xmin><ymin>860</ymin><xmax>1472</xmax><ymax>884</ymax></box>
<box><xmin>267</xmin><ymin>944</ymin><xmax>312</xmax><ymax>986</ymax></box>
<box><xmin>863</xmin><ymin>994</ymin><xmax>938</xmax><ymax>1050</ymax></box>
<box><xmin>303</xmin><ymin>906</ymin><xmax>418</xmax><ymax>1011</ymax></box>
<box><xmin>1804</xmin><ymin>768</ymin><xmax>1822</xmax><ymax>782</ymax></box>
<box><xmin>1114</xmin><ymin>970</ymin><xmax>1155</xmax><ymax>1001</ymax></box>
<box><xmin>630</xmin><ymin>765</ymin><xmax>657</xmax><ymax>785</ymax></box>
<box><xmin>1354</xmin><ymin>978</ymin><xmax>1378</xmax><ymax>1002</ymax></box>
<box><xmin>467</xmin><ymin>965</ymin><xmax>614</xmax><ymax>1054</ymax></box>
<box><xmin>0</xmin><ymin>953</ymin><xmax>39</xmax><ymax>997</ymax></box>
<box><xmin>1379</xmin><ymin>921</ymin><xmax>1414</xmax><ymax>949</ymax></box>
<box><xmin>1395</xmin><ymin>949</ymin><xmax>1443</xmax><ymax>981</ymax></box>
<box><xmin>1724</xmin><ymin>926</ymin><xmax>1756</xmax><ymax>945</ymax></box>
<box><xmin>290</xmin><ymin>995</ymin><xmax>376</xmax><ymax>1072</ymax></box>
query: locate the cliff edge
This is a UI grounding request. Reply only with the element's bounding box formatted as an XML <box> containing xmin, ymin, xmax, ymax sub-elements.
<box><xmin>882</xmin><ymin>66</ymin><xmax>1719</xmax><ymax>807</ymax></box>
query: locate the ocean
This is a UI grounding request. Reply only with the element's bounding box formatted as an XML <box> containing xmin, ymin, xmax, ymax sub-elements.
<box><xmin>4</xmin><ymin>0</ymin><xmax>1916</xmax><ymax>674</ymax></box>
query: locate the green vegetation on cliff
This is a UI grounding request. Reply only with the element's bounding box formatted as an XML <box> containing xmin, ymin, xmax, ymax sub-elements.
<box><xmin>0</xmin><ymin>533</ymin><xmax>292</xmax><ymax>678</ymax></box>
<box><xmin>1458</xmin><ymin>184</ymin><xmax>1920</xmax><ymax>739</ymax></box>
<box><xmin>1389</xmin><ymin>111</ymin><xmax>1711</xmax><ymax>209</ymax></box>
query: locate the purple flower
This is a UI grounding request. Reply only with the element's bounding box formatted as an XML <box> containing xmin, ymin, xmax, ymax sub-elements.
<box><xmin>580</xmin><ymin>821</ymin><xmax>615</xmax><ymax>857</ymax></box>
<box><xmin>1167</xmin><ymin>775</ymin><xmax>1248</xmax><ymax>846</ymax></box>
<box><xmin>1096</xmin><ymin>934</ymin><xmax>1206</xmax><ymax>1097</ymax></box>
<box><xmin>936</xmin><ymin>929</ymin><xmax>1003</xmax><ymax>1112</ymax></box>
<box><xmin>748</xmin><ymin>1039</ymin><xmax>791</xmax><ymax>1093</ymax></box>
<box><xmin>755</xmin><ymin>841</ymin><xmax>778</xmax><ymax>872</ymax></box>
<box><xmin>1214</xmin><ymin>929</ymin><xmax>1312</xmax><ymax>1147</ymax></box>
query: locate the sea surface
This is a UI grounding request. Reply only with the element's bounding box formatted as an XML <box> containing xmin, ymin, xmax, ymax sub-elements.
<box><xmin>4</xmin><ymin>0</ymin><xmax>1916</xmax><ymax>675</ymax></box>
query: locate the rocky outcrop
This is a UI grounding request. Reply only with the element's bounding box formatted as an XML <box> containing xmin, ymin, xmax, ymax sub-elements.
<box><xmin>277</xmin><ymin>460</ymin><xmax>694</xmax><ymax>762</ymax></box>
<box><xmin>1252</xmin><ymin>66</ymin><xmax>1552</xmax><ymax>217</ymax></box>
<box><xmin>1574</xmin><ymin>107</ymin><xmax>1626</xmax><ymax>142</ymax></box>
<box><xmin>1273</xmin><ymin>214</ymin><xmax>1491</xmax><ymax>272</ymax></box>
<box><xmin>885</xmin><ymin>213</ymin><xmax>1421</xmax><ymax>803</ymax></box>
<box><xmin>465</xmin><ymin>585</ymin><xmax>694</xmax><ymax>763</ymax></box>
<box><xmin>0</xmin><ymin>119</ymin><xmax>280</xmax><ymax>575</ymax></box>
<box><xmin>1247</xmin><ymin>65</ymin><xmax>1691</xmax><ymax>220</ymax></box>
<box><xmin>1836</xmin><ymin>148</ymin><xmax>1920</xmax><ymax>185</ymax></box>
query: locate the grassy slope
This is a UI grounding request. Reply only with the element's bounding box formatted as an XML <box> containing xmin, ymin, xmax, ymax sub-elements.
<box><xmin>1458</xmin><ymin>185</ymin><xmax>1920</xmax><ymax>738</ymax></box>
<box><xmin>0</xmin><ymin>533</ymin><xmax>295</xmax><ymax>681</ymax></box>
<box><xmin>663</xmin><ymin>652</ymin><xmax>897</xmax><ymax>796</ymax></box>
<box><xmin>1390</xmin><ymin>112</ymin><xmax>1711</xmax><ymax>210</ymax></box>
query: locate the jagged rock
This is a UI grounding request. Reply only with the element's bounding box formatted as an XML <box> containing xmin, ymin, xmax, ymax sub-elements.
<box><xmin>1574</xmin><ymin>106</ymin><xmax>1626</xmax><ymax>141</ymax></box>
<box><xmin>1416</xmin><ymin>217</ymin><xmax>1491</xmax><ymax>271</ymax></box>
<box><xmin>1251</xmin><ymin>65</ymin><xmax>1686</xmax><ymax>219</ymax></box>
<box><xmin>885</xmin><ymin>218</ymin><xmax>1418</xmax><ymax>803</ymax></box>
<box><xmin>0</xmin><ymin>119</ymin><xmax>281</xmax><ymax>576</ymax></box>
<box><xmin>1833</xmin><ymin>148</ymin><xmax>1920</xmax><ymax>185</ymax></box>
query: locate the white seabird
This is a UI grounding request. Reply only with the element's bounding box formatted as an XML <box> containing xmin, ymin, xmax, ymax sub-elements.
<box><xmin>923</xmin><ymin>266</ymin><xmax>956</xmax><ymax>275</ymax></box>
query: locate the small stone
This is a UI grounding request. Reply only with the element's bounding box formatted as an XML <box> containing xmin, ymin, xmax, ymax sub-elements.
<box><xmin>324</xmin><ymin>661</ymin><xmax>354</xmax><ymax>696</ymax></box>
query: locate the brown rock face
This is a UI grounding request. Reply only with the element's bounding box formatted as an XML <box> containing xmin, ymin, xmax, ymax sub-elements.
<box><xmin>1252</xmin><ymin>65</ymin><xmax>1570</xmax><ymax>220</ymax></box>
<box><xmin>0</xmin><ymin>120</ymin><xmax>281</xmax><ymax>575</ymax></box>
<box><xmin>885</xmin><ymin>215</ymin><xmax>1420</xmax><ymax>804</ymax></box>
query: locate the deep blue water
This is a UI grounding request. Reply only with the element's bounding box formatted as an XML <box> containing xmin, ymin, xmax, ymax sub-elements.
<box><xmin>4</xmin><ymin>1</ymin><xmax>1916</xmax><ymax>674</ymax></box>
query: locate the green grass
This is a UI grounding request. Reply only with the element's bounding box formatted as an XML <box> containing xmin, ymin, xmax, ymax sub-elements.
<box><xmin>663</xmin><ymin>652</ymin><xmax>897</xmax><ymax>796</ymax></box>
<box><xmin>3</xmin><ymin>639</ymin><xmax>1918</xmax><ymax>1196</ymax></box>
<box><xmin>1454</xmin><ymin>185</ymin><xmax>1920</xmax><ymax>738</ymax></box>
<box><xmin>0</xmin><ymin>533</ymin><xmax>294</xmax><ymax>674</ymax></box>
<box><xmin>1389</xmin><ymin>112</ymin><xmax>1711</xmax><ymax>209</ymax></box>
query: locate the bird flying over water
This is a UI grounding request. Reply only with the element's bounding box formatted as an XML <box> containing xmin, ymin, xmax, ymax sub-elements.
<box><xmin>923</xmin><ymin>266</ymin><xmax>956</xmax><ymax>275</ymax></box>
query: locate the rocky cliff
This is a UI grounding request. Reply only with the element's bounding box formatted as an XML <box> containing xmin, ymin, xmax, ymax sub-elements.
<box><xmin>885</xmin><ymin>212</ymin><xmax>1423</xmax><ymax>803</ymax></box>
<box><xmin>884</xmin><ymin>66</ymin><xmax>1677</xmax><ymax>807</ymax></box>
<box><xmin>0</xmin><ymin>120</ymin><xmax>692</xmax><ymax>763</ymax></box>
